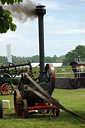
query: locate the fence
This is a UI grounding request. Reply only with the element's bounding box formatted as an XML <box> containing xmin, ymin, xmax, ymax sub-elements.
<box><xmin>55</xmin><ymin>67</ymin><xmax>85</xmax><ymax>78</ymax></box>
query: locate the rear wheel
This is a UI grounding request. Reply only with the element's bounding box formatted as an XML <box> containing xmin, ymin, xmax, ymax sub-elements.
<box><xmin>0</xmin><ymin>100</ymin><xmax>3</xmax><ymax>118</ymax></box>
<box><xmin>22</xmin><ymin>99</ymin><xmax>28</xmax><ymax>118</ymax></box>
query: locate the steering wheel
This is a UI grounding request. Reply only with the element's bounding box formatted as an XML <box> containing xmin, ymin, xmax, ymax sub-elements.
<box><xmin>0</xmin><ymin>62</ymin><xmax>17</xmax><ymax>77</ymax></box>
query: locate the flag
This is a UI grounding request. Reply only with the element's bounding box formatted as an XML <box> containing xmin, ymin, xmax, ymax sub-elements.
<box><xmin>6</xmin><ymin>44</ymin><xmax>12</xmax><ymax>63</ymax></box>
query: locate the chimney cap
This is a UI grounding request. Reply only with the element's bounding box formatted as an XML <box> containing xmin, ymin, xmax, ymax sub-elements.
<box><xmin>35</xmin><ymin>5</ymin><xmax>46</xmax><ymax>15</ymax></box>
<box><xmin>36</xmin><ymin>5</ymin><xmax>46</xmax><ymax>9</ymax></box>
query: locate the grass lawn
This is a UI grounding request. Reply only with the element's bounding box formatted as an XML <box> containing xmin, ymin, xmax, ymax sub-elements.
<box><xmin>0</xmin><ymin>88</ymin><xmax>85</xmax><ymax>128</ymax></box>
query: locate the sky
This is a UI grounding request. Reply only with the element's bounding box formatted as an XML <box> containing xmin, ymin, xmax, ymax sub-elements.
<box><xmin>0</xmin><ymin>0</ymin><xmax>85</xmax><ymax>57</ymax></box>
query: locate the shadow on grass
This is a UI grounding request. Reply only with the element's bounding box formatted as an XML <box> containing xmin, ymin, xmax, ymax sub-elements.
<box><xmin>3</xmin><ymin>109</ymin><xmax>85</xmax><ymax>125</ymax></box>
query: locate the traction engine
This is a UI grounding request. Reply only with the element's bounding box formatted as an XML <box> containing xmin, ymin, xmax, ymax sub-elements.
<box><xmin>14</xmin><ymin>5</ymin><xmax>60</xmax><ymax>119</ymax></box>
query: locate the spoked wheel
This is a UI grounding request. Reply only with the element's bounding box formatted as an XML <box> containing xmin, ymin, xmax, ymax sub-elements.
<box><xmin>1</xmin><ymin>83</ymin><xmax>13</xmax><ymax>95</ymax></box>
<box><xmin>0</xmin><ymin>100</ymin><xmax>3</xmax><ymax>118</ymax></box>
<box><xmin>45</xmin><ymin>64</ymin><xmax>55</xmax><ymax>92</ymax></box>
<box><xmin>22</xmin><ymin>99</ymin><xmax>28</xmax><ymax>118</ymax></box>
<box><xmin>14</xmin><ymin>89</ymin><xmax>22</xmax><ymax>116</ymax></box>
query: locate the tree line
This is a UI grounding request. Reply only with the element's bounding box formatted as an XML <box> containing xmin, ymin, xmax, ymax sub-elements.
<box><xmin>0</xmin><ymin>55</ymin><xmax>64</xmax><ymax>65</ymax></box>
<box><xmin>0</xmin><ymin>45</ymin><xmax>85</xmax><ymax>65</ymax></box>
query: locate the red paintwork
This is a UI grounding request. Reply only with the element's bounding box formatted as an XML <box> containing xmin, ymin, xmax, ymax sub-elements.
<box><xmin>28</xmin><ymin>102</ymin><xmax>57</xmax><ymax>111</ymax></box>
<box><xmin>0</xmin><ymin>83</ymin><xmax>13</xmax><ymax>95</ymax></box>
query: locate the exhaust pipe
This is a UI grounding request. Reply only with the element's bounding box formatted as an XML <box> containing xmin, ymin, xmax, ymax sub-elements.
<box><xmin>35</xmin><ymin>5</ymin><xmax>46</xmax><ymax>82</ymax></box>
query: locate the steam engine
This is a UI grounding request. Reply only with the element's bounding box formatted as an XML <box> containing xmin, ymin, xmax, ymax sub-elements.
<box><xmin>13</xmin><ymin>5</ymin><xmax>57</xmax><ymax>118</ymax></box>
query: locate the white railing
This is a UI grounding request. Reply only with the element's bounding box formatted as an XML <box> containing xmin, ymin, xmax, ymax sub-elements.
<box><xmin>55</xmin><ymin>67</ymin><xmax>85</xmax><ymax>78</ymax></box>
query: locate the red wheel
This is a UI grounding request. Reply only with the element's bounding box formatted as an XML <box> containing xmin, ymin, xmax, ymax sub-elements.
<box><xmin>14</xmin><ymin>89</ymin><xmax>22</xmax><ymax>115</ymax></box>
<box><xmin>1</xmin><ymin>83</ymin><xmax>13</xmax><ymax>95</ymax></box>
<box><xmin>22</xmin><ymin>99</ymin><xmax>28</xmax><ymax>118</ymax></box>
<box><xmin>45</xmin><ymin>64</ymin><xmax>55</xmax><ymax>92</ymax></box>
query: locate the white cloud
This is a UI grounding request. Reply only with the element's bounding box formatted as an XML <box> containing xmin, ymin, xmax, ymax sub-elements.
<box><xmin>53</xmin><ymin>29</ymin><xmax>85</xmax><ymax>34</ymax></box>
<box><xmin>41</xmin><ymin>1</ymin><xmax>61</xmax><ymax>9</ymax></box>
<box><xmin>0</xmin><ymin>31</ymin><xmax>23</xmax><ymax>44</ymax></box>
<box><xmin>45</xmin><ymin>39</ymin><xmax>85</xmax><ymax>57</ymax></box>
<box><xmin>45</xmin><ymin>14</ymin><xmax>85</xmax><ymax>35</ymax></box>
<box><xmin>34</xmin><ymin>0</ymin><xmax>62</xmax><ymax>10</ymax></box>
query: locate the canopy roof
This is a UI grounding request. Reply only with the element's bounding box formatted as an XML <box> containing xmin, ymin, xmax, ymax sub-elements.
<box><xmin>70</xmin><ymin>61</ymin><xmax>85</xmax><ymax>66</ymax></box>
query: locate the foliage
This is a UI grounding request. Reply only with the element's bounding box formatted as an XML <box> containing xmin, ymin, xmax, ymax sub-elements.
<box><xmin>12</xmin><ymin>55</ymin><xmax>39</xmax><ymax>64</ymax></box>
<box><xmin>0</xmin><ymin>0</ymin><xmax>22</xmax><ymax>33</ymax></box>
<box><xmin>0</xmin><ymin>56</ymin><xmax>7</xmax><ymax>65</ymax></box>
<box><xmin>56</xmin><ymin>55</ymin><xmax>65</xmax><ymax>63</ymax></box>
<box><xmin>55</xmin><ymin>65</ymin><xmax>74</xmax><ymax>78</ymax></box>
<box><xmin>0</xmin><ymin>55</ymin><xmax>64</xmax><ymax>65</ymax></box>
<box><xmin>63</xmin><ymin>45</ymin><xmax>85</xmax><ymax>65</ymax></box>
<box><xmin>0</xmin><ymin>0</ymin><xmax>22</xmax><ymax>4</ymax></box>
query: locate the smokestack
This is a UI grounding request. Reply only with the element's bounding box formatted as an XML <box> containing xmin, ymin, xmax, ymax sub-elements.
<box><xmin>35</xmin><ymin>5</ymin><xmax>46</xmax><ymax>82</ymax></box>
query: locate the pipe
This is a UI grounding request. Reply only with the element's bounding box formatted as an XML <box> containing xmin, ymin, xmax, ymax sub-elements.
<box><xmin>35</xmin><ymin>5</ymin><xmax>46</xmax><ymax>82</ymax></box>
<box><xmin>0</xmin><ymin>62</ymin><xmax>31</xmax><ymax>69</ymax></box>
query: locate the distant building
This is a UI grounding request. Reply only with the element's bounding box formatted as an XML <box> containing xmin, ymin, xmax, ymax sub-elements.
<box><xmin>31</xmin><ymin>63</ymin><xmax>62</xmax><ymax>67</ymax></box>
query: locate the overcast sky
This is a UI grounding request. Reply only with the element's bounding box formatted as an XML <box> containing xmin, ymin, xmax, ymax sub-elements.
<box><xmin>0</xmin><ymin>0</ymin><xmax>85</xmax><ymax>57</ymax></box>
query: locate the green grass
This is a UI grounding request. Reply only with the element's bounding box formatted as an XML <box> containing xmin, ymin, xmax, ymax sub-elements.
<box><xmin>0</xmin><ymin>89</ymin><xmax>85</xmax><ymax>128</ymax></box>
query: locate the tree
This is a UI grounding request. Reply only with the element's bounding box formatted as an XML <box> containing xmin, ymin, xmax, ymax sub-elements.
<box><xmin>53</xmin><ymin>55</ymin><xmax>58</xmax><ymax>62</ymax></box>
<box><xmin>0</xmin><ymin>0</ymin><xmax>22</xmax><ymax>33</ymax></box>
<box><xmin>63</xmin><ymin>45</ymin><xmax>85</xmax><ymax>65</ymax></box>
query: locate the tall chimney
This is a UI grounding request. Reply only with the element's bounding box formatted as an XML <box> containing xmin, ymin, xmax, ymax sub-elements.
<box><xmin>35</xmin><ymin>5</ymin><xmax>46</xmax><ymax>82</ymax></box>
